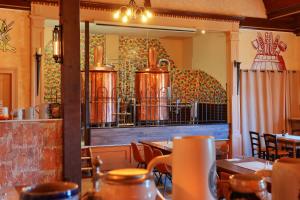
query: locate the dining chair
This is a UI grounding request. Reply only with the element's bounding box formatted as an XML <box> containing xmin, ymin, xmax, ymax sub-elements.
<box><xmin>143</xmin><ymin>144</ymin><xmax>154</xmax><ymax>167</ymax></box>
<box><xmin>219</xmin><ymin>143</ymin><xmax>230</xmax><ymax>159</ymax></box>
<box><xmin>152</xmin><ymin>148</ymin><xmax>172</xmax><ymax>195</ymax></box>
<box><xmin>249</xmin><ymin>131</ymin><xmax>266</xmax><ymax>159</ymax></box>
<box><xmin>131</xmin><ymin>142</ymin><xmax>146</xmax><ymax>168</ymax></box>
<box><xmin>263</xmin><ymin>133</ymin><xmax>289</xmax><ymax>161</ymax></box>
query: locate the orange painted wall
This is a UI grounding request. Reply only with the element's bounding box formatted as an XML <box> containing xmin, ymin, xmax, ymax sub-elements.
<box><xmin>160</xmin><ymin>37</ymin><xmax>185</xmax><ymax>69</ymax></box>
<box><xmin>0</xmin><ymin>8</ymin><xmax>31</xmax><ymax>109</ymax></box>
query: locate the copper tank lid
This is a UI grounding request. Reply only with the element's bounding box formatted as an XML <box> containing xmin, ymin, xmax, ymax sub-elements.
<box><xmin>137</xmin><ymin>47</ymin><xmax>169</xmax><ymax>73</ymax></box>
<box><xmin>92</xmin><ymin>46</ymin><xmax>116</xmax><ymax>72</ymax></box>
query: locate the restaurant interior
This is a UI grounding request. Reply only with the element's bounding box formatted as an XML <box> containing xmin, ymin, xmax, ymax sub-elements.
<box><xmin>0</xmin><ymin>0</ymin><xmax>300</xmax><ymax>199</ymax></box>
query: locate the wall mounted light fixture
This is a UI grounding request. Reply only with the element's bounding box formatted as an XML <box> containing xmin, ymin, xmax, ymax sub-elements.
<box><xmin>35</xmin><ymin>48</ymin><xmax>42</xmax><ymax>96</ymax></box>
<box><xmin>52</xmin><ymin>25</ymin><xmax>62</xmax><ymax>63</ymax></box>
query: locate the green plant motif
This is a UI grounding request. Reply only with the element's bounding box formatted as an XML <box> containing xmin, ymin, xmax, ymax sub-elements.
<box><xmin>0</xmin><ymin>19</ymin><xmax>16</xmax><ymax>53</ymax></box>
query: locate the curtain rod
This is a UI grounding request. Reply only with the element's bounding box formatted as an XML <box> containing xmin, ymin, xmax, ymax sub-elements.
<box><xmin>240</xmin><ymin>69</ymin><xmax>297</xmax><ymax>73</ymax></box>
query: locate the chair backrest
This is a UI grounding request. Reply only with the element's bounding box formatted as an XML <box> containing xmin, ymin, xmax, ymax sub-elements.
<box><xmin>249</xmin><ymin>131</ymin><xmax>262</xmax><ymax>157</ymax></box>
<box><xmin>152</xmin><ymin>148</ymin><xmax>168</xmax><ymax>173</ymax></box>
<box><xmin>219</xmin><ymin>143</ymin><xmax>230</xmax><ymax>159</ymax></box>
<box><xmin>263</xmin><ymin>133</ymin><xmax>278</xmax><ymax>158</ymax></box>
<box><xmin>143</xmin><ymin>144</ymin><xmax>154</xmax><ymax>165</ymax></box>
<box><xmin>131</xmin><ymin>142</ymin><xmax>144</xmax><ymax>163</ymax></box>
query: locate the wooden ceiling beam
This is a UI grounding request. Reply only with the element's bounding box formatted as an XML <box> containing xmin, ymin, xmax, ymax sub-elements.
<box><xmin>31</xmin><ymin>0</ymin><xmax>243</xmax><ymax>21</ymax></box>
<box><xmin>263</xmin><ymin>0</ymin><xmax>300</xmax><ymax>12</ymax></box>
<box><xmin>268</xmin><ymin>3</ymin><xmax>300</xmax><ymax>20</ymax></box>
<box><xmin>0</xmin><ymin>0</ymin><xmax>31</xmax><ymax>10</ymax></box>
<box><xmin>240</xmin><ymin>17</ymin><xmax>294</xmax><ymax>32</ymax></box>
<box><xmin>293</xmin><ymin>15</ymin><xmax>300</xmax><ymax>35</ymax></box>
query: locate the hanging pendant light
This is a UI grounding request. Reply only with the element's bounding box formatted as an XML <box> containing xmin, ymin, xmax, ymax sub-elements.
<box><xmin>113</xmin><ymin>0</ymin><xmax>153</xmax><ymax>24</ymax></box>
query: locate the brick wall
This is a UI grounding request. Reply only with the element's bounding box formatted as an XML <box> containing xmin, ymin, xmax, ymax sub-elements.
<box><xmin>0</xmin><ymin>119</ymin><xmax>63</xmax><ymax>188</ymax></box>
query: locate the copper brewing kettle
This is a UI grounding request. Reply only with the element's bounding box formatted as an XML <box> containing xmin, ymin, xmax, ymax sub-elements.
<box><xmin>148</xmin><ymin>47</ymin><xmax>170</xmax><ymax>71</ymax></box>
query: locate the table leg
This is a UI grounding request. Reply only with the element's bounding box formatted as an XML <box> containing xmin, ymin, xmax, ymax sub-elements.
<box><xmin>293</xmin><ymin>144</ymin><xmax>296</xmax><ymax>158</ymax></box>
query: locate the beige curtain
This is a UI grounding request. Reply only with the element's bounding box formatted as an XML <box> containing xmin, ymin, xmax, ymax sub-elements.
<box><xmin>240</xmin><ymin>70</ymin><xmax>287</xmax><ymax>156</ymax></box>
<box><xmin>286</xmin><ymin>71</ymin><xmax>300</xmax><ymax>132</ymax></box>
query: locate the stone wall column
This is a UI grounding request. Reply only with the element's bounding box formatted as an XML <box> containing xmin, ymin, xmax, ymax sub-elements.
<box><xmin>226</xmin><ymin>31</ymin><xmax>242</xmax><ymax>157</ymax></box>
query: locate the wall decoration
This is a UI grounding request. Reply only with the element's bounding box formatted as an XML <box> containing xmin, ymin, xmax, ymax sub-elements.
<box><xmin>171</xmin><ymin>68</ymin><xmax>227</xmax><ymax>104</ymax></box>
<box><xmin>251</xmin><ymin>32</ymin><xmax>287</xmax><ymax>70</ymax></box>
<box><xmin>0</xmin><ymin>19</ymin><xmax>16</xmax><ymax>53</ymax></box>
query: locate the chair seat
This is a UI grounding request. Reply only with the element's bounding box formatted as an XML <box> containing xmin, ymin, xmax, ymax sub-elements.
<box><xmin>269</xmin><ymin>149</ymin><xmax>289</xmax><ymax>156</ymax></box>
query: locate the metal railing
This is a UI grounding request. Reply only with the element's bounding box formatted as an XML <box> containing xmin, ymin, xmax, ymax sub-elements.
<box><xmin>87</xmin><ymin>87</ymin><xmax>227</xmax><ymax>128</ymax></box>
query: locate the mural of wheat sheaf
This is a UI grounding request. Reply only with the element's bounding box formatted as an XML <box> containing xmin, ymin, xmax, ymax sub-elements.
<box><xmin>0</xmin><ymin>19</ymin><xmax>16</xmax><ymax>53</ymax></box>
<box><xmin>251</xmin><ymin>32</ymin><xmax>287</xmax><ymax>70</ymax></box>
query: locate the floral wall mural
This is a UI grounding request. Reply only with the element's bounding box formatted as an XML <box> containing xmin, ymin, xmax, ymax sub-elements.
<box><xmin>44</xmin><ymin>33</ymin><xmax>226</xmax><ymax>104</ymax></box>
<box><xmin>171</xmin><ymin>69</ymin><xmax>226</xmax><ymax>103</ymax></box>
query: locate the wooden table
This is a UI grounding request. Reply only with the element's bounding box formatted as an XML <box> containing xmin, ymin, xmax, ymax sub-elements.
<box><xmin>139</xmin><ymin>139</ymin><xmax>228</xmax><ymax>158</ymax></box>
<box><xmin>277</xmin><ymin>135</ymin><xmax>300</xmax><ymax>158</ymax></box>
<box><xmin>216</xmin><ymin>157</ymin><xmax>270</xmax><ymax>175</ymax></box>
<box><xmin>216</xmin><ymin>157</ymin><xmax>272</xmax><ymax>193</ymax></box>
<box><xmin>139</xmin><ymin>140</ymin><xmax>173</xmax><ymax>154</ymax></box>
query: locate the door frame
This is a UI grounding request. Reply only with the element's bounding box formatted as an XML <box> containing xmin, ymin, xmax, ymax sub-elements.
<box><xmin>0</xmin><ymin>68</ymin><xmax>18</xmax><ymax>110</ymax></box>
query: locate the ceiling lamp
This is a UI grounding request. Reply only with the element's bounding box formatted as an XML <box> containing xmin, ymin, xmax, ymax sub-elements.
<box><xmin>113</xmin><ymin>0</ymin><xmax>153</xmax><ymax>23</ymax></box>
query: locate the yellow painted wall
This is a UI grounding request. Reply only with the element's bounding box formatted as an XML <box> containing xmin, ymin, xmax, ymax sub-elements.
<box><xmin>239</xmin><ymin>29</ymin><xmax>300</xmax><ymax>70</ymax></box>
<box><xmin>0</xmin><ymin>8</ymin><xmax>31</xmax><ymax>108</ymax></box>
<box><xmin>192</xmin><ymin>32</ymin><xmax>227</xmax><ymax>88</ymax></box>
<box><xmin>182</xmin><ymin>38</ymin><xmax>193</xmax><ymax>69</ymax></box>
<box><xmin>160</xmin><ymin>38</ymin><xmax>184</xmax><ymax>69</ymax></box>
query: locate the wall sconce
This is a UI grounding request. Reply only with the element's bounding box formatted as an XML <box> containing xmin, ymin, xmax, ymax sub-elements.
<box><xmin>35</xmin><ymin>48</ymin><xmax>42</xmax><ymax>96</ymax></box>
<box><xmin>53</xmin><ymin>25</ymin><xmax>62</xmax><ymax>63</ymax></box>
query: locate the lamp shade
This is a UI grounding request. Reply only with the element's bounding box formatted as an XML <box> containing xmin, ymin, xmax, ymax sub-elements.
<box><xmin>52</xmin><ymin>25</ymin><xmax>62</xmax><ymax>63</ymax></box>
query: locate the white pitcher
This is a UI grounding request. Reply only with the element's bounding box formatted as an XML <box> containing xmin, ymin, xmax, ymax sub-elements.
<box><xmin>147</xmin><ymin>136</ymin><xmax>217</xmax><ymax>200</ymax></box>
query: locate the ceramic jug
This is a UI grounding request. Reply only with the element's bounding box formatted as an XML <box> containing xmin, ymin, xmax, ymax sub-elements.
<box><xmin>36</xmin><ymin>103</ymin><xmax>50</xmax><ymax>119</ymax></box>
<box><xmin>88</xmin><ymin>157</ymin><xmax>165</xmax><ymax>200</ymax></box>
<box><xmin>20</xmin><ymin>182</ymin><xmax>79</xmax><ymax>200</ymax></box>
<box><xmin>24</xmin><ymin>107</ymin><xmax>36</xmax><ymax>120</ymax></box>
<box><xmin>11</xmin><ymin>108</ymin><xmax>24</xmax><ymax>120</ymax></box>
<box><xmin>272</xmin><ymin>158</ymin><xmax>300</xmax><ymax>200</ymax></box>
<box><xmin>147</xmin><ymin>135</ymin><xmax>217</xmax><ymax>200</ymax></box>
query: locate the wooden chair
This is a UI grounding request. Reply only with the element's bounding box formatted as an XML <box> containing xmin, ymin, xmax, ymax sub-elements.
<box><xmin>218</xmin><ymin>143</ymin><xmax>230</xmax><ymax>159</ymax></box>
<box><xmin>249</xmin><ymin>131</ymin><xmax>266</xmax><ymax>159</ymax></box>
<box><xmin>264</xmin><ymin>133</ymin><xmax>289</xmax><ymax>161</ymax></box>
<box><xmin>143</xmin><ymin>144</ymin><xmax>154</xmax><ymax>167</ymax></box>
<box><xmin>152</xmin><ymin>148</ymin><xmax>172</xmax><ymax>194</ymax></box>
<box><xmin>131</xmin><ymin>142</ymin><xmax>146</xmax><ymax>168</ymax></box>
